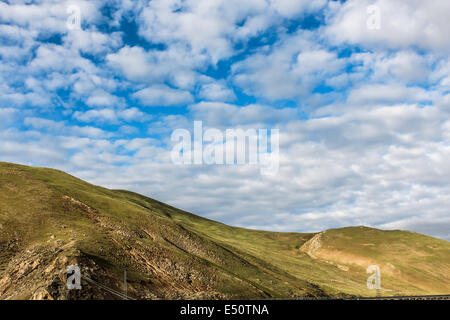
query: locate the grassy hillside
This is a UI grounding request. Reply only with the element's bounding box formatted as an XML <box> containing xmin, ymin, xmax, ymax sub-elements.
<box><xmin>0</xmin><ymin>162</ymin><xmax>449</xmax><ymax>299</ymax></box>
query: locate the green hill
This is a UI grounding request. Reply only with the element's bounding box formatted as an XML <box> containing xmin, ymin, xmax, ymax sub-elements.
<box><xmin>0</xmin><ymin>162</ymin><xmax>449</xmax><ymax>299</ymax></box>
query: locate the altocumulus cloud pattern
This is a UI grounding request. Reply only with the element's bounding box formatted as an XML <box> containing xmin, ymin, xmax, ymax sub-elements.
<box><xmin>0</xmin><ymin>0</ymin><xmax>450</xmax><ymax>240</ymax></box>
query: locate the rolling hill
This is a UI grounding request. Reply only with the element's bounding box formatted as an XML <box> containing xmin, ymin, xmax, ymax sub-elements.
<box><xmin>0</xmin><ymin>162</ymin><xmax>449</xmax><ymax>300</ymax></box>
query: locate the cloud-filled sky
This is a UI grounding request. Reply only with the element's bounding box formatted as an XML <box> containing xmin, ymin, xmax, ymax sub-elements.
<box><xmin>1</xmin><ymin>0</ymin><xmax>449</xmax><ymax>240</ymax></box>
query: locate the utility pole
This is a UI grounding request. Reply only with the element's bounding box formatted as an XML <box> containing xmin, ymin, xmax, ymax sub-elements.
<box><xmin>124</xmin><ymin>270</ymin><xmax>127</xmax><ymax>299</ymax></box>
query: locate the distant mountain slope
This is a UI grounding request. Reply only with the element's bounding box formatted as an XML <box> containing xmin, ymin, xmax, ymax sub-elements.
<box><xmin>0</xmin><ymin>162</ymin><xmax>449</xmax><ymax>299</ymax></box>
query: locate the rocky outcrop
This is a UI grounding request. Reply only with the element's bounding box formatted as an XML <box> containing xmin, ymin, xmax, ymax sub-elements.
<box><xmin>300</xmin><ymin>232</ymin><xmax>324</xmax><ymax>258</ymax></box>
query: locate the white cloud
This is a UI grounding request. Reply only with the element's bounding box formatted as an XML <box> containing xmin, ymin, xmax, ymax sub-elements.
<box><xmin>106</xmin><ymin>46</ymin><xmax>156</xmax><ymax>82</ymax></box>
<box><xmin>133</xmin><ymin>85</ymin><xmax>194</xmax><ymax>107</ymax></box>
<box><xmin>0</xmin><ymin>0</ymin><xmax>102</xmax><ymax>34</ymax></box>
<box><xmin>85</xmin><ymin>90</ymin><xmax>123</xmax><ymax>108</ymax></box>
<box><xmin>0</xmin><ymin>108</ymin><xmax>19</xmax><ymax>128</ymax></box>
<box><xmin>270</xmin><ymin>0</ymin><xmax>327</xmax><ymax>18</ymax></box>
<box><xmin>63</xmin><ymin>29</ymin><xmax>123</xmax><ymax>55</ymax></box>
<box><xmin>73</xmin><ymin>107</ymin><xmax>150</xmax><ymax>123</ymax></box>
<box><xmin>137</xmin><ymin>0</ymin><xmax>327</xmax><ymax>64</ymax></box>
<box><xmin>375</xmin><ymin>51</ymin><xmax>430</xmax><ymax>84</ymax></box>
<box><xmin>30</xmin><ymin>44</ymin><xmax>97</xmax><ymax>74</ymax></box>
<box><xmin>347</xmin><ymin>83</ymin><xmax>433</xmax><ymax>106</ymax></box>
<box><xmin>189</xmin><ymin>102</ymin><xmax>298</xmax><ymax>127</ymax></box>
<box><xmin>325</xmin><ymin>0</ymin><xmax>450</xmax><ymax>53</ymax></box>
<box><xmin>198</xmin><ymin>81</ymin><xmax>236</xmax><ymax>102</ymax></box>
<box><xmin>0</xmin><ymin>90</ymin><xmax>51</xmax><ymax>108</ymax></box>
<box><xmin>73</xmin><ymin>109</ymin><xmax>117</xmax><ymax>123</ymax></box>
<box><xmin>232</xmin><ymin>30</ymin><xmax>346</xmax><ymax>102</ymax></box>
<box><xmin>24</xmin><ymin>117</ymin><xmax>112</xmax><ymax>138</ymax></box>
<box><xmin>118</xmin><ymin>108</ymin><xmax>151</xmax><ymax>122</ymax></box>
<box><xmin>106</xmin><ymin>45</ymin><xmax>203</xmax><ymax>89</ymax></box>
<box><xmin>347</xmin><ymin>50</ymin><xmax>433</xmax><ymax>86</ymax></box>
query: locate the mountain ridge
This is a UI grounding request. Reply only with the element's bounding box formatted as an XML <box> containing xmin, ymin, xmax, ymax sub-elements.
<box><xmin>0</xmin><ymin>161</ymin><xmax>449</xmax><ymax>299</ymax></box>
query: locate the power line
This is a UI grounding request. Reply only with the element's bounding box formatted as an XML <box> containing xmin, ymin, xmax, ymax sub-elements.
<box><xmin>82</xmin><ymin>276</ymin><xmax>135</xmax><ymax>300</ymax></box>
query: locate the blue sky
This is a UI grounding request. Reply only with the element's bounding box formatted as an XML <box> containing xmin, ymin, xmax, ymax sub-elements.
<box><xmin>1</xmin><ymin>0</ymin><xmax>450</xmax><ymax>240</ymax></box>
